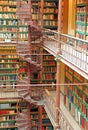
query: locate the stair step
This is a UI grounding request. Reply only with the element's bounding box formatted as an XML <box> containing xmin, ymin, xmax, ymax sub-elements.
<box><xmin>24</xmin><ymin>95</ymin><xmax>31</xmax><ymax>100</ymax></box>
<box><xmin>19</xmin><ymin>91</ymin><xmax>29</xmax><ymax>97</ymax></box>
<box><xmin>17</xmin><ymin>89</ymin><xmax>29</xmax><ymax>92</ymax></box>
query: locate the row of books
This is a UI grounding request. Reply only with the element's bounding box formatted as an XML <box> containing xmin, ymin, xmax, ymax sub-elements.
<box><xmin>19</xmin><ymin>34</ymin><xmax>28</xmax><ymax>39</ymax></box>
<box><xmin>0</xmin><ymin>1</ymin><xmax>16</xmax><ymax>5</ymax></box>
<box><xmin>0</xmin><ymin>115</ymin><xmax>16</xmax><ymax>121</ymax></box>
<box><xmin>43</xmin><ymin>8</ymin><xmax>58</xmax><ymax>13</ymax></box>
<box><xmin>43</xmin><ymin>67</ymin><xmax>56</xmax><ymax>72</ymax></box>
<box><xmin>0</xmin><ymin>64</ymin><xmax>18</xmax><ymax>68</ymax></box>
<box><xmin>0</xmin><ymin>14</ymin><xmax>16</xmax><ymax>19</ymax></box>
<box><xmin>0</xmin><ymin>75</ymin><xmax>17</xmax><ymax>80</ymax></box>
<box><xmin>0</xmin><ymin>60</ymin><xmax>18</xmax><ymax>63</ymax></box>
<box><xmin>43</xmin><ymin>62</ymin><xmax>56</xmax><ymax>66</ymax></box>
<box><xmin>76</xmin><ymin>24</ymin><xmax>86</xmax><ymax>33</ymax></box>
<box><xmin>77</xmin><ymin>7</ymin><xmax>86</xmax><ymax>13</ymax></box>
<box><xmin>0</xmin><ymin>70</ymin><xmax>17</xmax><ymax>73</ymax></box>
<box><xmin>0</xmin><ymin>122</ymin><xmax>16</xmax><ymax>127</ymax></box>
<box><xmin>0</xmin><ymin>51</ymin><xmax>16</xmax><ymax>54</ymax></box>
<box><xmin>31</xmin><ymin>114</ymin><xmax>48</xmax><ymax>119</ymax></box>
<box><xmin>43</xmin><ymin>21</ymin><xmax>58</xmax><ymax>26</ymax></box>
<box><xmin>43</xmin><ymin>15</ymin><xmax>56</xmax><ymax>20</ymax></box>
<box><xmin>19</xmin><ymin>27</ymin><xmax>28</xmax><ymax>32</ymax></box>
<box><xmin>77</xmin><ymin>0</ymin><xmax>87</xmax><ymax>4</ymax></box>
<box><xmin>0</xmin><ymin>33</ymin><xmax>17</xmax><ymax>39</ymax></box>
<box><xmin>0</xmin><ymin>20</ymin><xmax>17</xmax><ymax>25</ymax></box>
<box><xmin>43</xmin><ymin>73</ymin><xmax>55</xmax><ymax>80</ymax></box>
<box><xmin>0</xmin><ymin>46</ymin><xmax>16</xmax><ymax>49</ymax></box>
<box><xmin>43</xmin><ymin>55</ymin><xmax>55</xmax><ymax>60</ymax></box>
<box><xmin>65</xmin><ymin>86</ymin><xmax>88</xmax><ymax>116</ymax></box>
<box><xmin>0</xmin><ymin>6</ymin><xmax>16</xmax><ymax>12</ymax></box>
<box><xmin>44</xmin><ymin>2</ymin><xmax>57</xmax><ymax>6</ymax></box>
<box><xmin>0</xmin><ymin>56</ymin><xmax>18</xmax><ymax>58</ymax></box>
<box><xmin>64</xmin><ymin>96</ymin><xmax>88</xmax><ymax>130</ymax></box>
<box><xmin>76</xmin><ymin>16</ymin><xmax>86</xmax><ymax>22</ymax></box>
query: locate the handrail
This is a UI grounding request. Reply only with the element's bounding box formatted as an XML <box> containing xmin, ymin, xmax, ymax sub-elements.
<box><xmin>43</xmin><ymin>28</ymin><xmax>88</xmax><ymax>44</ymax></box>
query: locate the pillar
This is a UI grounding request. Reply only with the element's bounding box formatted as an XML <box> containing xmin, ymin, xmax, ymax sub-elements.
<box><xmin>38</xmin><ymin>106</ymin><xmax>42</xmax><ymax>130</ymax></box>
<box><xmin>55</xmin><ymin>0</ymin><xmax>62</xmax><ymax>127</ymax></box>
<box><xmin>27</xmin><ymin>103</ymin><xmax>31</xmax><ymax>128</ymax></box>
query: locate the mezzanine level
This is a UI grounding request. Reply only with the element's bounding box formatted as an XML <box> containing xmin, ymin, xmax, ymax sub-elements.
<box><xmin>43</xmin><ymin>29</ymin><xmax>88</xmax><ymax>79</ymax></box>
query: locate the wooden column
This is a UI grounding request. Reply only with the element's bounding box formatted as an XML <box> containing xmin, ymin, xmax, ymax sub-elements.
<box><xmin>41</xmin><ymin>0</ymin><xmax>44</xmax><ymax>28</ymax></box>
<box><xmin>27</xmin><ymin>102</ymin><xmax>31</xmax><ymax>128</ymax></box>
<box><xmin>38</xmin><ymin>106</ymin><xmax>42</xmax><ymax>130</ymax></box>
<box><xmin>55</xmin><ymin>0</ymin><xmax>62</xmax><ymax>129</ymax></box>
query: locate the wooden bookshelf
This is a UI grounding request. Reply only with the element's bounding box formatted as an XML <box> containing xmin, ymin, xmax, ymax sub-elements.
<box><xmin>32</xmin><ymin>0</ymin><xmax>58</xmax><ymax>30</ymax></box>
<box><xmin>0</xmin><ymin>0</ymin><xmax>29</xmax><ymax>86</ymax></box>
<box><xmin>42</xmin><ymin>50</ymin><xmax>56</xmax><ymax>87</ymax></box>
<box><xmin>0</xmin><ymin>99</ymin><xmax>19</xmax><ymax>129</ymax></box>
<box><xmin>64</xmin><ymin>65</ymin><xmax>88</xmax><ymax>130</ymax></box>
<box><xmin>0</xmin><ymin>0</ymin><xmax>17</xmax><ymax>42</ymax></box>
<box><xmin>30</xmin><ymin>107</ymin><xmax>53</xmax><ymax>130</ymax></box>
<box><xmin>43</xmin><ymin>0</ymin><xmax>58</xmax><ymax>30</ymax></box>
<box><xmin>75</xmin><ymin>0</ymin><xmax>88</xmax><ymax>41</ymax></box>
<box><xmin>0</xmin><ymin>44</ymin><xmax>19</xmax><ymax>87</ymax></box>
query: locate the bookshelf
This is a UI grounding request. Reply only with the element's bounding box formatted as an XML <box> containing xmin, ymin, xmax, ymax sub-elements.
<box><xmin>0</xmin><ymin>99</ymin><xmax>19</xmax><ymax>130</ymax></box>
<box><xmin>0</xmin><ymin>44</ymin><xmax>19</xmax><ymax>87</ymax></box>
<box><xmin>42</xmin><ymin>50</ymin><xmax>56</xmax><ymax>86</ymax></box>
<box><xmin>30</xmin><ymin>107</ymin><xmax>53</xmax><ymax>130</ymax></box>
<box><xmin>0</xmin><ymin>98</ymin><xmax>28</xmax><ymax>130</ymax></box>
<box><xmin>18</xmin><ymin>59</ymin><xmax>28</xmax><ymax>80</ymax></box>
<box><xmin>0</xmin><ymin>0</ymin><xmax>17</xmax><ymax>42</ymax></box>
<box><xmin>0</xmin><ymin>0</ymin><xmax>29</xmax><ymax>86</ymax></box>
<box><xmin>32</xmin><ymin>0</ymin><xmax>58</xmax><ymax>30</ymax></box>
<box><xmin>0</xmin><ymin>0</ymin><xmax>18</xmax><ymax>86</ymax></box>
<box><xmin>75</xmin><ymin>0</ymin><xmax>88</xmax><ymax>41</ymax></box>
<box><xmin>64</xmin><ymin>65</ymin><xmax>88</xmax><ymax>130</ymax></box>
<box><xmin>43</xmin><ymin>0</ymin><xmax>58</xmax><ymax>30</ymax></box>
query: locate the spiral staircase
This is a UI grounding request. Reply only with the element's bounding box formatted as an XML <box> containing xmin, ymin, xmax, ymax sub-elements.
<box><xmin>16</xmin><ymin>0</ymin><xmax>43</xmax><ymax>129</ymax></box>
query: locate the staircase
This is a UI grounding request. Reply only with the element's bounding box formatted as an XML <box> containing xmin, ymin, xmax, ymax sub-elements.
<box><xmin>16</xmin><ymin>0</ymin><xmax>42</xmax><ymax>67</ymax></box>
<box><xmin>16</xmin><ymin>0</ymin><xmax>43</xmax><ymax>129</ymax></box>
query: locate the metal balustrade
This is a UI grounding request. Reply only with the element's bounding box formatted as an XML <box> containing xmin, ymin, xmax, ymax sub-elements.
<box><xmin>43</xmin><ymin>29</ymin><xmax>88</xmax><ymax>78</ymax></box>
<box><xmin>43</xmin><ymin>89</ymin><xmax>58</xmax><ymax>128</ymax></box>
<box><xmin>43</xmin><ymin>89</ymin><xmax>82</xmax><ymax>130</ymax></box>
<box><xmin>0</xmin><ymin>88</ymin><xmax>19</xmax><ymax>98</ymax></box>
<box><xmin>59</xmin><ymin>109</ymin><xmax>74</xmax><ymax>130</ymax></box>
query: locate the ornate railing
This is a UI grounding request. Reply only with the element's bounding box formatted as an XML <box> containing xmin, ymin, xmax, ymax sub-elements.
<box><xmin>59</xmin><ymin>108</ymin><xmax>74</xmax><ymax>130</ymax></box>
<box><xmin>43</xmin><ymin>89</ymin><xmax>58</xmax><ymax>128</ymax></box>
<box><xmin>43</xmin><ymin>29</ymin><xmax>88</xmax><ymax>77</ymax></box>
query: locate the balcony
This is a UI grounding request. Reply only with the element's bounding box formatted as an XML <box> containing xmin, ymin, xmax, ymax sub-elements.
<box><xmin>43</xmin><ymin>29</ymin><xmax>88</xmax><ymax>79</ymax></box>
<box><xmin>0</xmin><ymin>87</ymin><xmax>19</xmax><ymax>98</ymax></box>
<box><xmin>43</xmin><ymin>89</ymin><xmax>82</xmax><ymax>130</ymax></box>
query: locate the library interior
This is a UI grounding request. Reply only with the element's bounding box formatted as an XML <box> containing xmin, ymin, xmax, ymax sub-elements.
<box><xmin>0</xmin><ymin>0</ymin><xmax>88</xmax><ymax>130</ymax></box>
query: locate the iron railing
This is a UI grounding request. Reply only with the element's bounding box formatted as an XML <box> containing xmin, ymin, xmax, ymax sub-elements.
<box><xmin>43</xmin><ymin>29</ymin><xmax>88</xmax><ymax>76</ymax></box>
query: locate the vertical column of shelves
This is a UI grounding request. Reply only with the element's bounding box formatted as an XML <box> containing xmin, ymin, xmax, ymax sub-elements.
<box><xmin>42</xmin><ymin>50</ymin><xmax>56</xmax><ymax>86</ymax></box>
<box><xmin>75</xmin><ymin>0</ymin><xmax>88</xmax><ymax>41</ymax></box>
<box><xmin>18</xmin><ymin>59</ymin><xmax>28</xmax><ymax>80</ymax></box>
<box><xmin>18</xmin><ymin>25</ymin><xmax>28</xmax><ymax>41</ymax></box>
<box><xmin>32</xmin><ymin>0</ymin><xmax>41</xmax><ymax>27</ymax></box>
<box><xmin>43</xmin><ymin>0</ymin><xmax>58</xmax><ymax>30</ymax></box>
<box><xmin>64</xmin><ymin>65</ymin><xmax>88</xmax><ymax>130</ymax></box>
<box><xmin>0</xmin><ymin>45</ymin><xmax>19</xmax><ymax>87</ymax></box>
<box><xmin>0</xmin><ymin>99</ymin><xmax>19</xmax><ymax>130</ymax></box>
<box><xmin>0</xmin><ymin>0</ymin><xmax>17</xmax><ymax>42</ymax></box>
<box><xmin>17</xmin><ymin>0</ymin><xmax>28</xmax><ymax>42</ymax></box>
<box><xmin>30</xmin><ymin>107</ymin><xmax>53</xmax><ymax>130</ymax></box>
